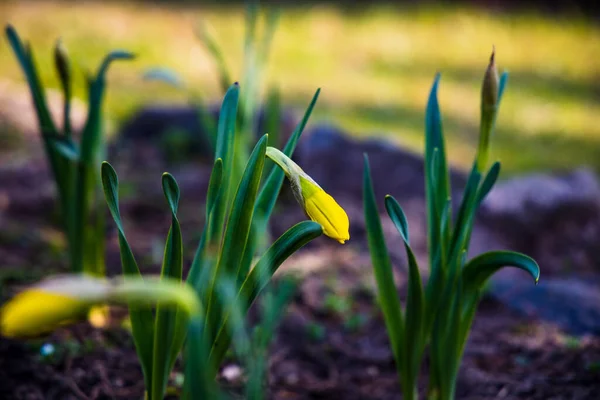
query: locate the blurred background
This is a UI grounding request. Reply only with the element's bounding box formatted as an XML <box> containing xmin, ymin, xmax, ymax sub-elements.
<box><xmin>0</xmin><ymin>0</ymin><xmax>598</xmax><ymax>175</ymax></box>
<box><xmin>1</xmin><ymin>2</ymin><xmax>599</xmax><ymax>399</ymax></box>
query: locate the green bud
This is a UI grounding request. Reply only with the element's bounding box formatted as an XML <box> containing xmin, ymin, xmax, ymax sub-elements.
<box><xmin>477</xmin><ymin>48</ymin><xmax>500</xmax><ymax>171</ymax></box>
<box><xmin>481</xmin><ymin>49</ymin><xmax>499</xmax><ymax>109</ymax></box>
<box><xmin>54</xmin><ymin>38</ymin><xmax>71</xmax><ymax>92</ymax></box>
<box><xmin>54</xmin><ymin>38</ymin><xmax>72</xmax><ymax>136</ymax></box>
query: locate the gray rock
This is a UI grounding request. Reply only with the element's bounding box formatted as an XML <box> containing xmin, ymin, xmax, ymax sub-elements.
<box><xmin>116</xmin><ymin>103</ymin><xmax>297</xmax><ymax>163</ymax></box>
<box><xmin>490</xmin><ymin>276</ymin><xmax>600</xmax><ymax>335</ymax></box>
<box><xmin>481</xmin><ymin>168</ymin><xmax>600</xmax><ymax>228</ymax></box>
<box><xmin>296</xmin><ymin>123</ymin><xmax>467</xmax><ymax>204</ymax></box>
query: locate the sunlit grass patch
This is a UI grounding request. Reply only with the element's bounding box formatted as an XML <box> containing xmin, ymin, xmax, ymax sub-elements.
<box><xmin>1</xmin><ymin>1</ymin><xmax>598</xmax><ymax>174</ymax></box>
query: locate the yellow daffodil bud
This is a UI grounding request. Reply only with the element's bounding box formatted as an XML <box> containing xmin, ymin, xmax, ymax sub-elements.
<box><xmin>266</xmin><ymin>147</ymin><xmax>350</xmax><ymax>243</ymax></box>
<box><xmin>1</xmin><ymin>275</ymin><xmax>201</xmax><ymax>338</ymax></box>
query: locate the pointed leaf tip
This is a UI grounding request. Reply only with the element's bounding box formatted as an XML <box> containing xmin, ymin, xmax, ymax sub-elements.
<box><xmin>162</xmin><ymin>173</ymin><xmax>180</xmax><ymax>215</ymax></box>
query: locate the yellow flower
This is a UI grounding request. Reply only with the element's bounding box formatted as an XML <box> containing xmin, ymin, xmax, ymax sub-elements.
<box><xmin>0</xmin><ymin>275</ymin><xmax>201</xmax><ymax>338</ymax></box>
<box><xmin>1</xmin><ymin>275</ymin><xmax>107</xmax><ymax>338</ymax></box>
<box><xmin>266</xmin><ymin>147</ymin><xmax>350</xmax><ymax>244</ymax></box>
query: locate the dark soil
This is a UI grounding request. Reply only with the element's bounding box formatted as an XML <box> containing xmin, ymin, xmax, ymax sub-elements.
<box><xmin>1</xmin><ymin>159</ymin><xmax>599</xmax><ymax>400</ymax></box>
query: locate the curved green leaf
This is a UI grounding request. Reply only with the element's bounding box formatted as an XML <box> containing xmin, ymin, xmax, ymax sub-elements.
<box><xmin>384</xmin><ymin>195</ymin><xmax>410</xmax><ymax>244</ymax></box>
<box><xmin>462</xmin><ymin>250</ymin><xmax>540</xmax><ymax>294</ymax></box>
<box><xmin>142</xmin><ymin>67</ymin><xmax>185</xmax><ymax>88</ymax></box>
<box><xmin>100</xmin><ymin>162</ymin><xmax>155</xmax><ymax>395</ymax></box>
<box><xmin>162</xmin><ymin>173</ymin><xmax>180</xmax><ymax>215</ymax></box>
<box><xmin>476</xmin><ymin>161</ymin><xmax>501</xmax><ymax>206</ymax></box>
<box><xmin>384</xmin><ymin>195</ymin><xmax>423</xmax><ymax>386</ymax></box>
<box><xmin>209</xmin><ymin>220</ymin><xmax>322</xmax><ymax>369</ymax></box>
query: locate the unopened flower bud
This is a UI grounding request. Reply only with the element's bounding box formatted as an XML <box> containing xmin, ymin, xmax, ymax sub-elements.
<box><xmin>266</xmin><ymin>147</ymin><xmax>350</xmax><ymax>244</ymax></box>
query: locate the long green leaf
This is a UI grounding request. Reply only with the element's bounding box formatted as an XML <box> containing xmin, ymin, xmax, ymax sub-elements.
<box><xmin>448</xmin><ymin>164</ymin><xmax>481</xmax><ymax>266</ymax></box>
<box><xmin>458</xmin><ymin>250</ymin><xmax>539</xmax><ymax>356</ymax></box>
<box><xmin>461</xmin><ymin>250</ymin><xmax>540</xmax><ymax>295</ymax></box>
<box><xmin>168</xmin><ymin>158</ymin><xmax>224</xmax><ymax>372</ymax></box>
<box><xmin>385</xmin><ymin>195</ymin><xmax>424</xmax><ymax>392</ymax></box>
<box><xmin>363</xmin><ymin>155</ymin><xmax>406</xmax><ymax>386</ymax></box>
<box><xmin>208</xmin><ymin>83</ymin><xmax>240</xmax><ymax>246</ymax></box>
<box><xmin>424</xmin><ymin>74</ymin><xmax>451</xmax><ymax>278</ymax></box>
<box><xmin>204</xmin><ymin>135</ymin><xmax>267</xmax><ymax>345</ymax></box>
<box><xmin>184</xmin><ymin>317</ymin><xmax>215</xmax><ymax>400</ymax></box>
<box><xmin>72</xmin><ymin>51</ymin><xmax>133</xmax><ymax>274</ymax></box>
<box><xmin>101</xmin><ymin>162</ymin><xmax>155</xmax><ymax>395</ymax></box>
<box><xmin>255</xmin><ymin>88</ymin><xmax>320</xmax><ymax>219</ymax></box>
<box><xmin>152</xmin><ymin>173</ymin><xmax>184</xmax><ymax>400</ymax></box>
<box><xmin>476</xmin><ymin>161</ymin><xmax>501</xmax><ymax>206</ymax></box>
<box><xmin>187</xmin><ymin>158</ymin><xmax>224</xmax><ymax>292</ymax></box>
<box><xmin>209</xmin><ymin>221</ymin><xmax>322</xmax><ymax>369</ymax></box>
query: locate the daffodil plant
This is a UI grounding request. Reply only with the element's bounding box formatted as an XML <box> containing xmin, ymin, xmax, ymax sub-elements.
<box><xmin>363</xmin><ymin>52</ymin><xmax>540</xmax><ymax>400</ymax></box>
<box><xmin>4</xmin><ymin>25</ymin><xmax>133</xmax><ymax>276</ymax></box>
<box><xmin>1</xmin><ymin>83</ymin><xmax>349</xmax><ymax>399</ymax></box>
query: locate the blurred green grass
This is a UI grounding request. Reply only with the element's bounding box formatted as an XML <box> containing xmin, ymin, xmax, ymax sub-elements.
<box><xmin>0</xmin><ymin>2</ymin><xmax>598</xmax><ymax>175</ymax></box>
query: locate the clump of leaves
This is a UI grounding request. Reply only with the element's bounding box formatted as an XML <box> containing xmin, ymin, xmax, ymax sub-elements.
<box><xmin>5</xmin><ymin>25</ymin><xmax>133</xmax><ymax>276</ymax></box>
<box><xmin>363</xmin><ymin>51</ymin><xmax>540</xmax><ymax>400</ymax></box>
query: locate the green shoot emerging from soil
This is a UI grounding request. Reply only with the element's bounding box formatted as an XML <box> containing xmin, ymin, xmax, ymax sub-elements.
<box><xmin>363</xmin><ymin>51</ymin><xmax>540</xmax><ymax>400</ymax></box>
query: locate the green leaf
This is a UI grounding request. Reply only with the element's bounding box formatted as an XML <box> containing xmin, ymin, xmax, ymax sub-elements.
<box><xmin>184</xmin><ymin>317</ymin><xmax>215</xmax><ymax>400</ymax></box>
<box><xmin>449</xmin><ymin>165</ymin><xmax>481</xmax><ymax>265</ymax></box>
<box><xmin>424</xmin><ymin>74</ymin><xmax>450</xmax><ymax>276</ymax></box>
<box><xmin>143</xmin><ymin>67</ymin><xmax>185</xmax><ymax>88</ymax></box>
<box><xmin>384</xmin><ymin>195</ymin><xmax>410</xmax><ymax>244</ymax></box>
<box><xmin>476</xmin><ymin>161</ymin><xmax>501</xmax><ymax>206</ymax></box>
<box><xmin>497</xmin><ymin>72</ymin><xmax>509</xmax><ymax>105</ymax></box>
<box><xmin>152</xmin><ymin>173</ymin><xmax>184</xmax><ymax>400</ymax></box>
<box><xmin>457</xmin><ymin>250</ymin><xmax>539</xmax><ymax>361</ymax></box>
<box><xmin>461</xmin><ymin>250</ymin><xmax>540</xmax><ymax>295</ymax></box>
<box><xmin>171</xmin><ymin>159</ymin><xmax>224</xmax><ymax>371</ymax></box>
<box><xmin>187</xmin><ymin>158</ymin><xmax>223</xmax><ymax>294</ymax></box>
<box><xmin>50</xmin><ymin>137</ymin><xmax>79</xmax><ymax>161</ymax></box>
<box><xmin>226</xmin><ymin>134</ymin><xmax>267</xmax><ymax>281</ymax></box>
<box><xmin>204</xmin><ymin>134</ymin><xmax>267</xmax><ymax>345</ymax></box>
<box><xmin>72</xmin><ymin>50</ymin><xmax>132</xmax><ymax>275</ymax></box>
<box><xmin>384</xmin><ymin>195</ymin><xmax>424</xmax><ymax>387</ymax></box>
<box><xmin>100</xmin><ymin>162</ymin><xmax>155</xmax><ymax>395</ymax></box>
<box><xmin>363</xmin><ymin>155</ymin><xmax>405</xmax><ymax>381</ymax></box>
<box><xmin>5</xmin><ymin>25</ymin><xmax>57</xmax><ymax>137</ymax></box>
<box><xmin>255</xmin><ymin>88</ymin><xmax>320</xmax><ymax>220</ymax></box>
<box><xmin>262</xmin><ymin>86</ymin><xmax>282</xmax><ymax>179</ymax></box>
<box><xmin>208</xmin><ymin>83</ymin><xmax>240</xmax><ymax>246</ymax></box>
<box><xmin>54</xmin><ymin>39</ymin><xmax>72</xmax><ymax>138</ymax></box>
<box><xmin>209</xmin><ymin>221</ymin><xmax>322</xmax><ymax>369</ymax></box>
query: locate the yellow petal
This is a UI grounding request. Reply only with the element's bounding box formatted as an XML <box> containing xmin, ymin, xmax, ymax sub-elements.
<box><xmin>304</xmin><ymin>189</ymin><xmax>350</xmax><ymax>244</ymax></box>
<box><xmin>1</xmin><ymin>290</ymin><xmax>88</xmax><ymax>337</ymax></box>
